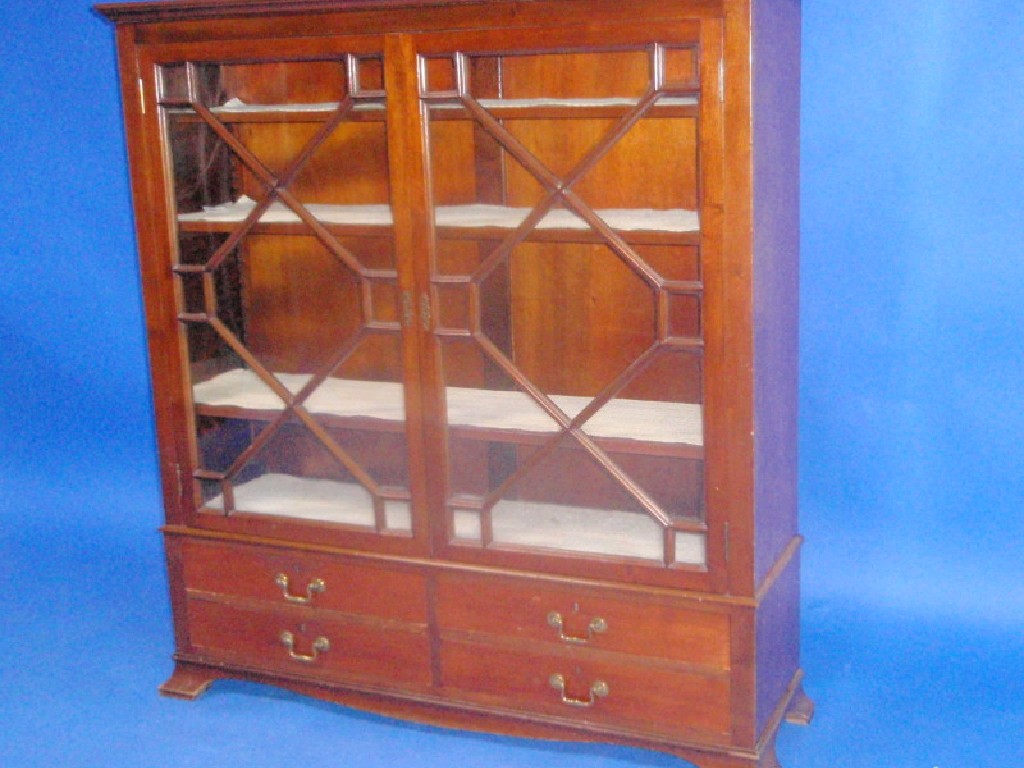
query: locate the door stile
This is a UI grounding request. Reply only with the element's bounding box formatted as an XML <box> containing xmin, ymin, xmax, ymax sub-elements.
<box><xmin>383</xmin><ymin>33</ymin><xmax>446</xmax><ymax>557</ymax></box>
<box><xmin>714</xmin><ymin>2</ymin><xmax>756</xmax><ymax>597</ymax></box>
<box><xmin>696</xmin><ymin>17</ymin><xmax>731</xmax><ymax>595</ymax></box>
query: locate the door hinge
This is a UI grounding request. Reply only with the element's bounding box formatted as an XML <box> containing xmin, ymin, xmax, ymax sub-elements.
<box><xmin>402</xmin><ymin>290</ymin><xmax>414</xmax><ymax>329</ymax></box>
<box><xmin>723</xmin><ymin>521</ymin><xmax>730</xmax><ymax>564</ymax></box>
<box><xmin>420</xmin><ymin>291</ymin><xmax>431</xmax><ymax>331</ymax></box>
<box><xmin>401</xmin><ymin>290</ymin><xmax>432</xmax><ymax>331</ymax></box>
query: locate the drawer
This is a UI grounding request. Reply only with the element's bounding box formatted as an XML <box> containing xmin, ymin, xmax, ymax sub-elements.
<box><xmin>186</xmin><ymin>597</ymin><xmax>432</xmax><ymax>688</ymax></box>
<box><xmin>435</xmin><ymin>572</ymin><xmax>730</xmax><ymax>670</ymax></box>
<box><xmin>440</xmin><ymin>638</ymin><xmax>731</xmax><ymax>743</ymax></box>
<box><xmin>178</xmin><ymin>538</ymin><xmax>427</xmax><ymax>624</ymax></box>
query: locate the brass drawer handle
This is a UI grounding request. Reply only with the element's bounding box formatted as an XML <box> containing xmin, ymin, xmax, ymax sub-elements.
<box><xmin>548</xmin><ymin>673</ymin><xmax>609</xmax><ymax>708</ymax></box>
<box><xmin>547</xmin><ymin>611</ymin><xmax>607</xmax><ymax>644</ymax></box>
<box><xmin>275</xmin><ymin>573</ymin><xmax>326</xmax><ymax>604</ymax></box>
<box><xmin>279</xmin><ymin>630</ymin><xmax>330</xmax><ymax>663</ymax></box>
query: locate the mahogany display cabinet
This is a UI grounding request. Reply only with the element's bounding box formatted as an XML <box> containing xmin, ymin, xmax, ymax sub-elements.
<box><xmin>97</xmin><ymin>1</ymin><xmax>811</xmax><ymax>766</ymax></box>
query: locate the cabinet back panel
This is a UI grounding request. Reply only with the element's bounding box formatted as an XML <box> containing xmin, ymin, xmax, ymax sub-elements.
<box><xmin>434</xmin><ymin>243</ymin><xmax>700</xmax><ymax>401</ymax></box>
<box><xmin>425</xmin><ymin>121</ymin><xmax>481</xmax><ymax>205</ymax></box>
<box><xmin>257</xmin><ymin>425</ymin><xmax>410</xmax><ymax>489</ymax></box>
<box><xmin>636</xmin><ymin>243</ymin><xmax>701</xmax><ymax>283</ymax></box>
<box><xmin>434</xmin><ymin>241</ymin><xmax>511</xmax><ymax>389</ymax></box>
<box><xmin>500</xmin><ymin>50</ymin><xmax>651</xmax><ymax>100</ymax></box>
<box><xmin>242</xmin><ymin>235</ymin><xmax>361</xmax><ymax>372</ymax></box>
<box><xmin>220</xmin><ymin>60</ymin><xmax>349</xmax><ymax>104</ymax></box>
<box><xmin>242</xmin><ymin>235</ymin><xmax>404</xmax><ymax>379</ymax></box>
<box><xmin>237</xmin><ymin>122</ymin><xmax>391</xmax><ymax>204</ymax></box>
<box><xmin>507</xmin><ymin>447</ymin><xmax>703</xmax><ymax>517</ymax></box>
<box><xmin>504</xmin><ymin>118</ymin><xmax>697</xmax><ymax>211</ymax></box>
<box><xmin>616</xmin><ymin>350</ymin><xmax>703</xmax><ymax>404</ymax></box>
<box><xmin>508</xmin><ymin>242</ymin><xmax>655</xmax><ymax>397</ymax></box>
<box><xmin>168</xmin><ymin>121</ymin><xmax>235</xmax><ymax>213</ymax></box>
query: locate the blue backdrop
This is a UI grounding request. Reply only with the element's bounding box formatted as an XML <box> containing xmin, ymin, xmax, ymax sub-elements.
<box><xmin>1</xmin><ymin>2</ymin><xmax>1021</xmax><ymax>766</ymax></box>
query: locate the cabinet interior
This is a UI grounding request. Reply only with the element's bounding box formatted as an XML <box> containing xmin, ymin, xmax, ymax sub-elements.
<box><xmin>163</xmin><ymin>43</ymin><xmax>707</xmax><ymax>569</ymax></box>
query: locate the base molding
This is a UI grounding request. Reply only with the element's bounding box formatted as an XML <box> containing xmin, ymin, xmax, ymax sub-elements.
<box><xmin>784</xmin><ymin>683</ymin><xmax>815</xmax><ymax>726</ymax></box>
<box><xmin>160</xmin><ymin>659</ymin><xmax>809</xmax><ymax>768</ymax></box>
<box><xmin>159</xmin><ymin>662</ymin><xmax>224</xmax><ymax>700</ymax></box>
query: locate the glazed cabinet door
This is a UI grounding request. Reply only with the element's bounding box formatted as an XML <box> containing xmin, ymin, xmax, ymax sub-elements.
<box><xmin>146</xmin><ymin>39</ymin><xmax>428</xmax><ymax>553</ymax></box>
<box><xmin>413</xmin><ymin>20</ymin><xmax>726</xmax><ymax>588</ymax></box>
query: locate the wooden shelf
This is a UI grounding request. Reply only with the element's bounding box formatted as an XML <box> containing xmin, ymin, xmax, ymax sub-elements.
<box><xmin>178</xmin><ymin>200</ymin><xmax>700</xmax><ymax>245</ymax></box>
<box><xmin>164</xmin><ymin>96</ymin><xmax>699</xmax><ymax>123</ymax></box>
<box><xmin>191</xmin><ymin>369</ymin><xmax>704</xmax><ymax>457</ymax></box>
<box><xmin>452</xmin><ymin>499</ymin><xmax>675</xmax><ymax>565</ymax></box>
<box><xmin>165</xmin><ymin>99</ymin><xmax>382</xmax><ymax>123</ymax></box>
<box><xmin>429</xmin><ymin>96</ymin><xmax>699</xmax><ymax>120</ymax></box>
<box><xmin>195</xmin><ymin>403</ymin><xmax>409</xmax><ymax>435</ymax></box>
<box><xmin>179</xmin><ymin>220</ymin><xmax>398</xmax><ymax>239</ymax></box>
<box><xmin>202</xmin><ymin>473</ymin><xmax>412</xmax><ymax>530</ymax></box>
<box><xmin>201</xmin><ymin>472</ymin><xmax>704</xmax><ymax>565</ymax></box>
<box><xmin>451</xmin><ymin>499</ymin><xmax>704</xmax><ymax>564</ymax></box>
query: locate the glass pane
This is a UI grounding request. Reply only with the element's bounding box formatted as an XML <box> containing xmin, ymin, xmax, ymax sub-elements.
<box><xmin>424</xmin><ymin>45</ymin><xmax>705</xmax><ymax>566</ymax></box>
<box><xmin>163</xmin><ymin>57</ymin><xmax>409</xmax><ymax>534</ymax></box>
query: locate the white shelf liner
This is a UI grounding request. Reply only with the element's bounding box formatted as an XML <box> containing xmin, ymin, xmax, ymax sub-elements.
<box><xmin>178</xmin><ymin>196</ymin><xmax>699</xmax><ymax>233</ymax></box>
<box><xmin>453</xmin><ymin>502</ymin><xmax>706</xmax><ymax>566</ymax></box>
<box><xmin>179</xmin><ymin>198</ymin><xmax>393</xmax><ymax>225</ymax></box>
<box><xmin>205</xmin><ymin>473</ymin><xmax>411</xmax><ymax>530</ymax></box>
<box><xmin>472</xmin><ymin>96</ymin><xmax>698</xmax><ymax>108</ymax></box>
<box><xmin>443</xmin><ymin>204</ymin><xmax>699</xmax><ymax>233</ymax></box>
<box><xmin>204</xmin><ymin>96</ymin><xmax>696</xmax><ymax>113</ymax></box>
<box><xmin>446</xmin><ymin>385</ymin><xmax>704</xmax><ymax>446</ymax></box>
<box><xmin>202</xmin><ymin>473</ymin><xmax>703</xmax><ymax>564</ymax></box>
<box><xmin>216</xmin><ymin>97</ymin><xmax>346</xmax><ymax>113</ymax></box>
<box><xmin>194</xmin><ymin>370</ymin><xmax>407</xmax><ymax>421</ymax></box>
<box><xmin>192</xmin><ymin>369</ymin><xmax>703</xmax><ymax>446</ymax></box>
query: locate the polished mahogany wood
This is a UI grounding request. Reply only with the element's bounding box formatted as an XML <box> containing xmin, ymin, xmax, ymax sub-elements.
<box><xmin>180</xmin><ymin>537</ymin><xmax>430</xmax><ymax>622</ymax></box>
<box><xmin>185</xmin><ymin>597</ymin><xmax>433</xmax><ymax>687</ymax></box>
<box><xmin>435</xmin><ymin>570</ymin><xmax>732</xmax><ymax>668</ymax></box>
<box><xmin>101</xmin><ymin>2</ymin><xmax>808</xmax><ymax>767</ymax></box>
<box><xmin>438</xmin><ymin>638</ymin><xmax>732</xmax><ymax>743</ymax></box>
<box><xmin>160</xmin><ymin>656</ymin><xmax>794</xmax><ymax>768</ymax></box>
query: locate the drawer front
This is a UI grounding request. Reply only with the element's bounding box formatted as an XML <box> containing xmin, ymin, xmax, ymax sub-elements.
<box><xmin>179</xmin><ymin>538</ymin><xmax>427</xmax><ymax>624</ymax></box>
<box><xmin>186</xmin><ymin>597</ymin><xmax>432</xmax><ymax>688</ymax></box>
<box><xmin>436</xmin><ymin>573</ymin><xmax>730</xmax><ymax>670</ymax></box>
<box><xmin>440</xmin><ymin>639</ymin><xmax>731</xmax><ymax>743</ymax></box>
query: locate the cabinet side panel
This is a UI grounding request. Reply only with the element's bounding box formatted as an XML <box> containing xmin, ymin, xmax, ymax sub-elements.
<box><xmin>755</xmin><ymin>550</ymin><xmax>800</xmax><ymax>736</ymax></box>
<box><xmin>752</xmin><ymin>0</ymin><xmax>800</xmax><ymax>585</ymax></box>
